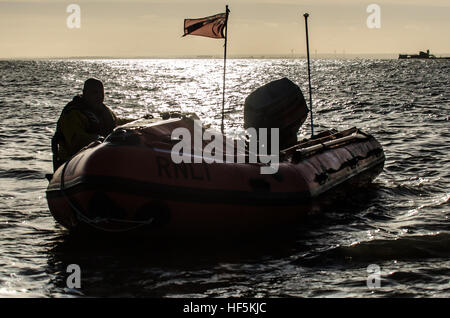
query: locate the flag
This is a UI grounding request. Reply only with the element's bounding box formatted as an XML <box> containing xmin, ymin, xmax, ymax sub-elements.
<box><xmin>183</xmin><ymin>13</ymin><xmax>227</xmax><ymax>39</ymax></box>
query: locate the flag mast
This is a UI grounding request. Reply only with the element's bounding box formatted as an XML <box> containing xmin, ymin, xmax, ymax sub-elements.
<box><xmin>221</xmin><ymin>5</ymin><xmax>230</xmax><ymax>134</ymax></box>
<box><xmin>182</xmin><ymin>6</ymin><xmax>230</xmax><ymax>134</ymax></box>
<box><xmin>303</xmin><ymin>13</ymin><xmax>314</xmax><ymax>137</ymax></box>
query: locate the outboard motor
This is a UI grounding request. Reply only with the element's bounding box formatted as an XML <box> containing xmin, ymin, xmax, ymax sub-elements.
<box><xmin>244</xmin><ymin>78</ymin><xmax>309</xmax><ymax>150</ymax></box>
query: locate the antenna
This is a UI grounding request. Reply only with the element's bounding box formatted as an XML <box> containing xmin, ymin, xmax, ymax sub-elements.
<box><xmin>303</xmin><ymin>13</ymin><xmax>314</xmax><ymax>137</ymax></box>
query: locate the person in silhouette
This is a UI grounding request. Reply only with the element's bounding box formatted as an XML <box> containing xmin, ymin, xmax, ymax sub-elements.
<box><xmin>51</xmin><ymin>78</ymin><xmax>133</xmax><ymax>171</ymax></box>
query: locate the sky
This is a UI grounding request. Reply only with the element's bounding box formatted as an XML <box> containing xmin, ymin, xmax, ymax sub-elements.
<box><xmin>0</xmin><ymin>0</ymin><xmax>449</xmax><ymax>58</ymax></box>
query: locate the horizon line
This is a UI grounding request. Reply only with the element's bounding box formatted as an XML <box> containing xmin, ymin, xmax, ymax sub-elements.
<box><xmin>2</xmin><ymin>53</ymin><xmax>450</xmax><ymax>60</ymax></box>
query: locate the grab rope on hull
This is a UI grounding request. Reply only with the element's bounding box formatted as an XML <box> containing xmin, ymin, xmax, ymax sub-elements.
<box><xmin>59</xmin><ymin>153</ymin><xmax>154</xmax><ymax>233</ymax></box>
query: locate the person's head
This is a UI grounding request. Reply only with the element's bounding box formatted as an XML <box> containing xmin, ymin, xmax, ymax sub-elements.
<box><xmin>83</xmin><ymin>78</ymin><xmax>104</xmax><ymax>108</ymax></box>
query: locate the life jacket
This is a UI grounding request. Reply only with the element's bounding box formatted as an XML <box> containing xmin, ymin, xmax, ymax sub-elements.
<box><xmin>52</xmin><ymin>95</ymin><xmax>117</xmax><ymax>171</ymax></box>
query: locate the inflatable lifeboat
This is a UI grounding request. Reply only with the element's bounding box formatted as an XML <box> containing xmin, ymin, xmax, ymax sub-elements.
<box><xmin>46</xmin><ymin>79</ymin><xmax>385</xmax><ymax>237</ymax></box>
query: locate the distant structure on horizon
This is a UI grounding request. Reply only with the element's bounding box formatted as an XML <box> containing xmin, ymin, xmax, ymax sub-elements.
<box><xmin>399</xmin><ymin>49</ymin><xmax>450</xmax><ymax>60</ymax></box>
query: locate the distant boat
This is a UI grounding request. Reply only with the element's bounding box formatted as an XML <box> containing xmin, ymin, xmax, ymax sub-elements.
<box><xmin>399</xmin><ymin>49</ymin><xmax>450</xmax><ymax>60</ymax></box>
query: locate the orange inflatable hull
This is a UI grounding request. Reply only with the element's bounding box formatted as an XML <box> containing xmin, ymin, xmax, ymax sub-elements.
<box><xmin>46</xmin><ymin>118</ymin><xmax>385</xmax><ymax>237</ymax></box>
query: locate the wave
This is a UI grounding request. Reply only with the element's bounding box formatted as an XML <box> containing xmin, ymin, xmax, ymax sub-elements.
<box><xmin>298</xmin><ymin>233</ymin><xmax>450</xmax><ymax>267</ymax></box>
<box><xmin>0</xmin><ymin>168</ymin><xmax>45</xmax><ymax>180</ymax></box>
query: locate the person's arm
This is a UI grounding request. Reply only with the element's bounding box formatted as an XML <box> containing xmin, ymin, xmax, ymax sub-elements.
<box><xmin>115</xmin><ymin>117</ymin><xmax>135</xmax><ymax>126</ymax></box>
<box><xmin>106</xmin><ymin>107</ymin><xmax>135</xmax><ymax>127</ymax></box>
<box><xmin>60</xmin><ymin>111</ymin><xmax>99</xmax><ymax>156</ymax></box>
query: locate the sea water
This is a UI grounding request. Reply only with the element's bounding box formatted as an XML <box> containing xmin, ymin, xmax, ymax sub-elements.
<box><xmin>0</xmin><ymin>59</ymin><xmax>448</xmax><ymax>297</ymax></box>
